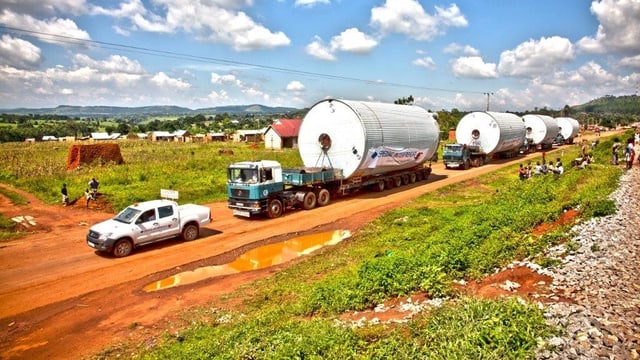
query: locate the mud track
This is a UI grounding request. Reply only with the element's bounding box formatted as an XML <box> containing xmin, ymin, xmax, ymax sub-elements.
<box><xmin>0</xmin><ymin>141</ymin><xmax>590</xmax><ymax>359</ymax></box>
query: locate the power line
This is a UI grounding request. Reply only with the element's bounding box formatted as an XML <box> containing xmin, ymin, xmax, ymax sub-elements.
<box><xmin>0</xmin><ymin>25</ymin><xmax>485</xmax><ymax>95</ymax></box>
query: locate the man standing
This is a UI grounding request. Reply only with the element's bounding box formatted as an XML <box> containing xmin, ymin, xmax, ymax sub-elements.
<box><xmin>61</xmin><ymin>183</ymin><xmax>69</xmax><ymax>206</ymax></box>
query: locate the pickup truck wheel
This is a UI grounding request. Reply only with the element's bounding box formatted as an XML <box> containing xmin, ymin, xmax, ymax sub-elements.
<box><xmin>267</xmin><ymin>198</ymin><xmax>284</xmax><ymax>218</ymax></box>
<box><xmin>182</xmin><ymin>224</ymin><xmax>199</xmax><ymax>241</ymax></box>
<box><xmin>316</xmin><ymin>189</ymin><xmax>331</xmax><ymax>207</ymax></box>
<box><xmin>112</xmin><ymin>239</ymin><xmax>133</xmax><ymax>258</ymax></box>
<box><xmin>302</xmin><ymin>191</ymin><xmax>317</xmax><ymax>210</ymax></box>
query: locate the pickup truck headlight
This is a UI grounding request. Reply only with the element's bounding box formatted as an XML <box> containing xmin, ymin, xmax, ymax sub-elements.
<box><xmin>99</xmin><ymin>232</ymin><xmax>113</xmax><ymax>241</ymax></box>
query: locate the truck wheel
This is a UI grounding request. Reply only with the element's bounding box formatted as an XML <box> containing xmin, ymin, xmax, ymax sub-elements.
<box><xmin>112</xmin><ymin>239</ymin><xmax>133</xmax><ymax>257</ymax></box>
<box><xmin>385</xmin><ymin>178</ymin><xmax>395</xmax><ymax>189</ymax></box>
<box><xmin>463</xmin><ymin>160</ymin><xmax>471</xmax><ymax>170</ymax></box>
<box><xmin>394</xmin><ymin>176</ymin><xmax>402</xmax><ymax>187</ymax></box>
<box><xmin>267</xmin><ymin>198</ymin><xmax>284</xmax><ymax>218</ymax></box>
<box><xmin>401</xmin><ymin>175</ymin><xmax>409</xmax><ymax>185</ymax></box>
<box><xmin>316</xmin><ymin>189</ymin><xmax>330</xmax><ymax>207</ymax></box>
<box><xmin>182</xmin><ymin>223</ymin><xmax>199</xmax><ymax>241</ymax></box>
<box><xmin>302</xmin><ymin>191</ymin><xmax>317</xmax><ymax>210</ymax></box>
<box><xmin>374</xmin><ymin>180</ymin><xmax>385</xmax><ymax>192</ymax></box>
<box><xmin>409</xmin><ymin>173</ymin><xmax>417</xmax><ymax>183</ymax></box>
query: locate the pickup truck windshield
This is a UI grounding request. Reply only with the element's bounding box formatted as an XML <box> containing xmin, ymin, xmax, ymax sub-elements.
<box><xmin>114</xmin><ymin>207</ymin><xmax>141</xmax><ymax>224</ymax></box>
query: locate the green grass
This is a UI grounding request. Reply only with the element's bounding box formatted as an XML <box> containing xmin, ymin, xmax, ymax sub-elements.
<box><xmin>0</xmin><ymin>134</ymin><xmax>628</xmax><ymax>359</ymax></box>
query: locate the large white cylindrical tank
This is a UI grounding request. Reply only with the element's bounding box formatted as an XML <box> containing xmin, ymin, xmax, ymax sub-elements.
<box><xmin>298</xmin><ymin>99</ymin><xmax>440</xmax><ymax>179</ymax></box>
<box><xmin>556</xmin><ymin>117</ymin><xmax>580</xmax><ymax>141</ymax></box>
<box><xmin>455</xmin><ymin>112</ymin><xmax>525</xmax><ymax>155</ymax></box>
<box><xmin>523</xmin><ymin>114</ymin><xmax>559</xmax><ymax>145</ymax></box>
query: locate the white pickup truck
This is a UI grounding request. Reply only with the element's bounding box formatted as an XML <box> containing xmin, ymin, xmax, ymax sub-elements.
<box><xmin>86</xmin><ymin>199</ymin><xmax>212</xmax><ymax>257</ymax></box>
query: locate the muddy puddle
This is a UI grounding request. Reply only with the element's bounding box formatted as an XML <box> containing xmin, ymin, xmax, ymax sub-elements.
<box><xmin>144</xmin><ymin>230</ymin><xmax>351</xmax><ymax>292</ymax></box>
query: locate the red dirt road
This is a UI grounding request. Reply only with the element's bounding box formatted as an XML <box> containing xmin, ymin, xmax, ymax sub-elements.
<box><xmin>0</xmin><ymin>145</ymin><xmax>582</xmax><ymax>359</ymax></box>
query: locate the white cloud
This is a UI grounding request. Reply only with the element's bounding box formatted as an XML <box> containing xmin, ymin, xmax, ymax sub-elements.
<box><xmin>206</xmin><ymin>89</ymin><xmax>229</xmax><ymax>103</ymax></box>
<box><xmin>0</xmin><ymin>0</ymin><xmax>89</xmax><ymax>17</ymax></box>
<box><xmin>577</xmin><ymin>0</ymin><xmax>640</xmax><ymax>54</ymax></box>
<box><xmin>619</xmin><ymin>55</ymin><xmax>640</xmax><ymax>69</ymax></box>
<box><xmin>443</xmin><ymin>43</ymin><xmax>479</xmax><ymax>56</ymax></box>
<box><xmin>294</xmin><ymin>0</ymin><xmax>330</xmax><ymax>8</ymax></box>
<box><xmin>0</xmin><ymin>9</ymin><xmax>91</xmax><ymax>45</ymax></box>
<box><xmin>151</xmin><ymin>72</ymin><xmax>191</xmax><ymax>90</ymax></box>
<box><xmin>305</xmin><ymin>37</ymin><xmax>336</xmax><ymax>61</ymax></box>
<box><xmin>498</xmin><ymin>36</ymin><xmax>574</xmax><ymax>77</ymax></box>
<box><xmin>329</xmin><ymin>28</ymin><xmax>378</xmax><ymax>54</ymax></box>
<box><xmin>0</xmin><ymin>34</ymin><xmax>42</xmax><ymax>69</ymax></box>
<box><xmin>72</xmin><ymin>54</ymin><xmax>145</xmax><ymax>74</ymax></box>
<box><xmin>211</xmin><ymin>72</ymin><xmax>240</xmax><ymax>85</ymax></box>
<box><xmin>451</xmin><ymin>56</ymin><xmax>497</xmax><ymax>78</ymax></box>
<box><xmin>286</xmin><ymin>80</ymin><xmax>305</xmax><ymax>91</ymax></box>
<box><xmin>412</xmin><ymin>57</ymin><xmax>436</xmax><ymax>70</ymax></box>
<box><xmin>93</xmin><ymin>0</ymin><xmax>291</xmax><ymax>51</ymax></box>
<box><xmin>370</xmin><ymin>0</ymin><xmax>467</xmax><ymax>41</ymax></box>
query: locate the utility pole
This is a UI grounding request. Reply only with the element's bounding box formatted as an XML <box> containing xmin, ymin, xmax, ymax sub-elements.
<box><xmin>483</xmin><ymin>92</ymin><xmax>494</xmax><ymax>111</ymax></box>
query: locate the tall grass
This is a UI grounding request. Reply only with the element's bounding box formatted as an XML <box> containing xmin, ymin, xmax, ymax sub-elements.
<box><xmin>0</xmin><ymin>140</ymin><xmax>301</xmax><ymax>211</ymax></box>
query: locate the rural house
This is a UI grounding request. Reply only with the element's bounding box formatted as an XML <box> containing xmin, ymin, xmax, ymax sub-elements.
<box><xmin>264</xmin><ymin>118</ymin><xmax>302</xmax><ymax>149</ymax></box>
<box><xmin>233</xmin><ymin>129</ymin><xmax>264</xmax><ymax>143</ymax></box>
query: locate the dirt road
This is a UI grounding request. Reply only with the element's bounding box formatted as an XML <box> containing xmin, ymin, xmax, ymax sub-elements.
<box><xmin>0</xmin><ymin>144</ymin><xmax>578</xmax><ymax>359</ymax></box>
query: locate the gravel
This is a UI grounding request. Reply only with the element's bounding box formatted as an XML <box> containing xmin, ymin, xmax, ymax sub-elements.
<box><xmin>536</xmin><ymin>166</ymin><xmax>640</xmax><ymax>359</ymax></box>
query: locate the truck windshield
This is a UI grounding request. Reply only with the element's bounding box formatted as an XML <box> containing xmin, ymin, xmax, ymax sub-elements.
<box><xmin>445</xmin><ymin>145</ymin><xmax>462</xmax><ymax>153</ymax></box>
<box><xmin>114</xmin><ymin>207</ymin><xmax>141</xmax><ymax>224</ymax></box>
<box><xmin>229</xmin><ymin>168</ymin><xmax>259</xmax><ymax>184</ymax></box>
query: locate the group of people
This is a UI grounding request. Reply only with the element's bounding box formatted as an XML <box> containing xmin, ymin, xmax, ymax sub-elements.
<box><xmin>519</xmin><ymin>158</ymin><xmax>564</xmax><ymax>180</ymax></box>
<box><xmin>612</xmin><ymin>135</ymin><xmax>639</xmax><ymax>170</ymax></box>
<box><xmin>61</xmin><ymin>178</ymin><xmax>100</xmax><ymax>207</ymax></box>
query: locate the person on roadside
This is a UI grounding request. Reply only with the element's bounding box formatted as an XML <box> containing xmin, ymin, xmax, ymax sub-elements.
<box><xmin>518</xmin><ymin>163</ymin><xmax>527</xmax><ymax>180</ymax></box>
<box><xmin>612</xmin><ymin>138</ymin><xmax>621</xmax><ymax>165</ymax></box>
<box><xmin>626</xmin><ymin>139</ymin><xmax>636</xmax><ymax>170</ymax></box>
<box><xmin>61</xmin><ymin>183</ymin><xmax>69</xmax><ymax>206</ymax></box>
<box><xmin>84</xmin><ymin>188</ymin><xmax>92</xmax><ymax>208</ymax></box>
<box><xmin>553</xmin><ymin>158</ymin><xmax>564</xmax><ymax>176</ymax></box>
<box><xmin>534</xmin><ymin>161</ymin><xmax>542</xmax><ymax>176</ymax></box>
<box><xmin>88</xmin><ymin>178</ymin><xmax>99</xmax><ymax>197</ymax></box>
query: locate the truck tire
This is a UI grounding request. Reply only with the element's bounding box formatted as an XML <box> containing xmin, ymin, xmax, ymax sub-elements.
<box><xmin>182</xmin><ymin>223</ymin><xmax>199</xmax><ymax>241</ymax></box>
<box><xmin>374</xmin><ymin>180</ymin><xmax>385</xmax><ymax>192</ymax></box>
<box><xmin>385</xmin><ymin>178</ymin><xmax>395</xmax><ymax>189</ymax></box>
<box><xmin>463</xmin><ymin>160</ymin><xmax>471</xmax><ymax>170</ymax></box>
<box><xmin>302</xmin><ymin>191</ymin><xmax>317</xmax><ymax>210</ymax></box>
<box><xmin>401</xmin><ymin>174</ymin><xmax>409</xmax><ymax>185</ymax></box>
<box><xmin>112</xmin><ymin>239</ymin><xmax>133</xmax><ymax>257</ymax></box>
<box><xmin>409</xmin><ymin>173</ymin><xmax>416</xmax><ymax>183</ymax></box>
<box><xmin>316</xmin><ymin>189</ymin><xmax>330</xmax><ymax>207</ymax></box>
<box><xmin>267</xmin><ymin>198</ymin><xmax>284</xmax><ymax>218</ymax></box>
<box><xmin>394</xmin><ymin>176</ymin><xmax>402</xmax><ymax>187</ymax></box>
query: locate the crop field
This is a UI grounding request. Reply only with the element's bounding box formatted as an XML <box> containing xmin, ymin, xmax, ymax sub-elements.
<box><xmin>0</xmin><ymin>140</ymin><xmax>301</xmax><ymax>211</ymax></box>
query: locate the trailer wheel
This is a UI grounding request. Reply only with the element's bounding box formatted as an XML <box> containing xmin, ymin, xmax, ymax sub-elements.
<box><xmin>302</xmin><ymin>191</ymin><xmax>317</xmax><ymax>210</ymax></box>
<box><xmin>477</xmin><ymin>157</ymin><xmax>484</xmax><ymax>166</ymax></box>
<box><xmin>394</xmin><ymin>176</ymin><xmax>402</xmax><ymax>187</ymax></box>
<box><xmin>463</xmin><ymin>160</ymin><xmax>471</xmax><ymax>170</ymax></box>
<box><xmin>385</xmin><ymin>178</ymin><xmax>395</xmax><ymax>189</ymax></box>
<box><xmin>401</xmin><ymin>174</ymin><xmax>409</xmax><ymax>185</ymax></box>
<box><xmin>409</xmin><ymin>173</ymin><xmax>417</xmax><ymax>183</ymax></box>
<box><xmin>316</xmin><ymin>189</ymin><xmax>331</xmax><ymax>207</ymax></box>
<box><xmin>267</xmin><ymin>198</ymin><xmax>284</xmax><ymax>218</ymax></box>
<box><xmin>374</xmin><ymin>180</ymin><xmax>385</xmax><ymax>192</ymax></box>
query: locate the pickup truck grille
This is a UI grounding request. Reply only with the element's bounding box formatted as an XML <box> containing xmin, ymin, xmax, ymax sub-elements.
<box><xmin>88</xmin><ymin>230</ymin><xmax>100</xmax><ymax>239</ymax></box>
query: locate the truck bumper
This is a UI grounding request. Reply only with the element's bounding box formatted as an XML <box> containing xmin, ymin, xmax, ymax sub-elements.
<box><xmin>86</xmin><ymin>234</ymin><xmax>115</xmax><ymax>252</ymax></box>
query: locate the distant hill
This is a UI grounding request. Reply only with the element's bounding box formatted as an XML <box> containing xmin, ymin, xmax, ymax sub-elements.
<box><xmin>571</xmin><ymin>94</ymin><xmax>640</xmax><ymax>114</ymax></box>
<box><xmin>0</xmin><ymin>104</ymin><xmax>299</xmax><ymax>117</ymax></box>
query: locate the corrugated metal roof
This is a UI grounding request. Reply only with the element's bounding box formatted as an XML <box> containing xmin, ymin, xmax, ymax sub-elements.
<box><xmin>269</xmin><ymin>118</ymin><xmax>302</xmax><ymax>137</ymax></box>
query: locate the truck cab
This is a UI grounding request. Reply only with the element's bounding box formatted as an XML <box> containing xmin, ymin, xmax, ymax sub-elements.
<box><xmin>227</xmin><ymin>160</ymin><xmax>285</xmax><ymax>217</ymax></box>
<box><xmin>443</xmin><ymin>144</ymin><xmax>486</xmax><ymax>169</ymax></box>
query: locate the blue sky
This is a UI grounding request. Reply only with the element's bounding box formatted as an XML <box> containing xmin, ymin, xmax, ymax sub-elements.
<box><xmin>0</xmin><ymin>0</ymin><xmax>639</xmax><ymax>112</ymax></box>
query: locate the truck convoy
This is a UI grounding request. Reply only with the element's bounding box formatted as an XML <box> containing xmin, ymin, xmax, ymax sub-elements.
<box><xmin>227</xmin><ymin>99</ymin><xmax>440</xmax><ymax>218</ymax></box>
<box><xmin>86</xmin><ymin>199</ymin><xmax>212</xmax><ymax>257</ymax></box>
<box><xmin>444</xmin><ymin>111</ymin><xmax>525</xmax><ymax>169</ymax></box>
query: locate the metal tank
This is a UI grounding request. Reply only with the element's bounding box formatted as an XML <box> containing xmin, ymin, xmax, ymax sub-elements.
<box><xmin>455</xmin><ymin>111</ymin><xmax>525</xmax><ymax>155</ymax></box>
<box><xmin>522</xmin><ymin>114</ymin><xmax>559</xmax><ymax>145</ymax></box>
<box><xmin>297</xmin><ymin>99</ymin><xmax>440</xmax><ymax>179</ymax></box>
<box><xmin>555</xmin><ymin>117</ymin><xmax>580</xmax><ymax>141</ymax></box>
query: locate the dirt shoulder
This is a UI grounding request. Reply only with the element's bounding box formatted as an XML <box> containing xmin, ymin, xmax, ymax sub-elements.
<box><xmin>0</xmin><ymin>140</ymin><xmax>596</xmax><ymax>360</ymax></box>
